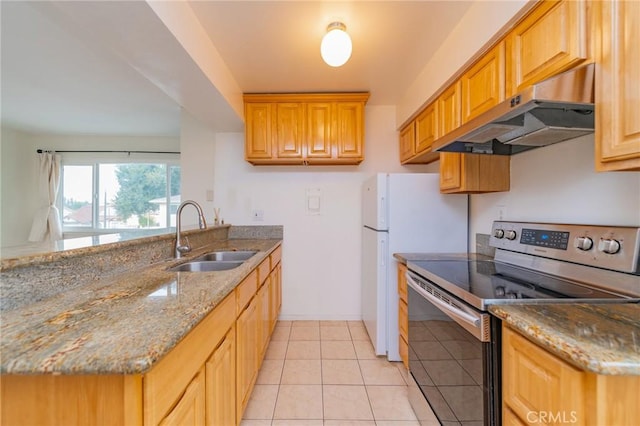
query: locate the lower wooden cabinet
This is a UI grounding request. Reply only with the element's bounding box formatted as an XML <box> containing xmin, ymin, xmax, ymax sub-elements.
<box><xmin>503</xmin><ymin>325</ymin><xmax>640</xmax><ymax>426</ymax></box>
<box><xmin>440</xmin><ymin>152</ymin><xmax>510</xmax><ymax>193</ymax></box>
<box><xmin>397</xmin><ymin>263</ymin><xmax>409</xmax><ymax>369</ymax></box>
<box><xmin>258</xmin><ymin>276</ymin><xmax>271</xmax><ymax>359</ymax></box>
<box><xmin>1</xmin><ymin>244</ymin><xmax>284</xmax><ymax>426</ymax></box>
<box><xmin>503</xmin><ymin>326</ymin><xmax>585</xmax><ymax>425</ymax></box>
<box><xmin>159</xmin><ymin>369</ymin><xmax>205</xmax><ymax>426</ymax></box>
<box><xmin>206</xmin><ymin>326</ymin><xmax>236</xmax><ymax>426</ymax></box>
<box><xmin>236</xmin><ymin>293</ymin><xmax>259</xmax><ymax>421</ymax></box>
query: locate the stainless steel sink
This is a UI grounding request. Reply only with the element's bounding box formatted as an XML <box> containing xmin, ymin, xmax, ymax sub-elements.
<box><xmin>193</xmin><ymin>250</ymin><xmax>258</xmax><ymax>262</ymax></box>
<box><xmin>168</xmin><ymin>261</ymin><xmax>243</xmax><ymax>272</ymax></box>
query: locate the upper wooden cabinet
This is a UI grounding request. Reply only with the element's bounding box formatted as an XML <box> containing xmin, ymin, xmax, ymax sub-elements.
<box><xmin>506</xmin><ymin>0</ymin><xmax>590</xmax><ymax>97</ymax></box>
<box><xmin>244</xmin><ymin>93</ymin><xmax>369</xmax><ymax>165</ymax></box>
<box><xmin>438</xmin><ymin>81</ymin><xmax>462</xmax><ymax>137</ymax></box>
<box><xmin>461</xmin><ymin>41</ymin><xmax>506</xmax><ymax>123</ymax></box>
<box><xmin>399</xmin><ymin>122</ymin><xmax>416</xmax><ymax>163</ymax></box>
<box><xmin>416</xmin><ymin>103</ymin><xmax>438</xmax><ymax>153</ymax></box>
<box><xmin>274</xmin><ymin>103</ymin><xmax>304</xmax><ymax>160</ymax></box>
<box><xmin>437</xmin><ymin>82</ymin><xmax>510</xmax><ymax>194</ymax></box>
<box><xmin>595</xmin><ymin>0</ymin><xmax>640</xmax><ymax>171</ymax></box>
<box><xmin>440</xmin><ymin>152</ymin><xmax>510</xmax><ymax>194</ymax></box>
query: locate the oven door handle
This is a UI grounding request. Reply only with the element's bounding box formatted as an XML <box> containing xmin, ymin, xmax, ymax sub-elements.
<box><xmin>406</xmin><ymin>272</ymin><xmax>481</xmax><ymax>328</ymax></box>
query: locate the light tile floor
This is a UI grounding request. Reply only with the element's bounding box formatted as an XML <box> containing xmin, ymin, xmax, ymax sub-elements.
<box><xmin>241</xmin><ymin>320</ymin><xmax>420</xmax><ymax>426</ymax></box>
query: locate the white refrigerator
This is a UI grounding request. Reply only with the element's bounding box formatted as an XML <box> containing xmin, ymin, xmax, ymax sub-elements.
<box><xmin>361</xmin><ymin>173</ymin><xmax>468</xmax><ymax>361</ymax></box>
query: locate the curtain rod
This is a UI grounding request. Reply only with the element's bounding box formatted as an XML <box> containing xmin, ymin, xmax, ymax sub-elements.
<box><xmin>37</xmin><ymin>149</ymin><xmax>180</xmax><ymax>154</ymax></box>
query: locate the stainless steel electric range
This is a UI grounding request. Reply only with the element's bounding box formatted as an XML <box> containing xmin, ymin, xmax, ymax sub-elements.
<box><xmin>405</xmin><ymin>221</ymin><xmax>640</xmax><ymax>426</ymax></box>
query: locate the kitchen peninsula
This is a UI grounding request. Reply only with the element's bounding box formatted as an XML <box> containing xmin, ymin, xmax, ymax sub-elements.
<box><xmin>1</xmin><ymin>225</ymin><xmax>283</xmax><ymax>425</ymax></box>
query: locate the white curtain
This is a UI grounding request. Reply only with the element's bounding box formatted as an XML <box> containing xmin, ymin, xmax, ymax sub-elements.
<box><xmin>28</xmin><ymin>152</ymin><xmax>63</xmax><ymax>242</ymax></box>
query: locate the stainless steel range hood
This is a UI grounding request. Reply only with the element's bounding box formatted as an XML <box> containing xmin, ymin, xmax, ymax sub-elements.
<box><xmin>435</xmin><ymin>63</ymin><xmax>595</xmax><ymax>155</ymax></box>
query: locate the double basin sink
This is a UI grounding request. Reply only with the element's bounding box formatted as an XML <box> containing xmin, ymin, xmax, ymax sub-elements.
<box><xmin>168</xmin><ymin>250</ymin><xmax>258</xmax><ymax>272</ymax></box>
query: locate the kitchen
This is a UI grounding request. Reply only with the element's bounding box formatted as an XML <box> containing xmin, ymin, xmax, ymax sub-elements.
<box><xmin>1</xmin><ymin>1</ymin><xmax>639</xmax><ymax>425</ymax></box>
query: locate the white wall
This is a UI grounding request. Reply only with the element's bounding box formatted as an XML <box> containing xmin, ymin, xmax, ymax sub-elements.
<box><xmin>0</xmin><ymin>127</ymin><xmax>40</xmax><ymax>247</ymax></box>
<box><xmin>469</xmin><ymin>135</ymin><xmax>640</xmax><ymax>246</ymax></box>
<box><xmin>208</xmin><ymin>105</ymin><xmax>422</xmax><ymax>320</ymax></box>
<box><xmin>397</xmin><ymin>0</ymin><xmax>528</xmax><ymax>125</ymax></box>
<box><xmin>179</xmin><ymin>109</ymin><xmax>217</xmax><ymax>226</ymax></box>
<box><xmin>0</xmin><ymin>127</ymin><xmax>179</xmax><ymax>247</ymax></box>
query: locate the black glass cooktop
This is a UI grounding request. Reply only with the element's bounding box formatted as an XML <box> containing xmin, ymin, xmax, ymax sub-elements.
<box><xmin>408</xmin><ymin>259</ymin><xmax>628</xmax><ymax>311</ymax></box>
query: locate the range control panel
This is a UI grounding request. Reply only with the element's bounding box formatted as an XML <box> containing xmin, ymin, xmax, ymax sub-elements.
<box><xmin>490</xmin><ymin>221</ymin><xmax>640</xmax><ymax>274</ymax></box>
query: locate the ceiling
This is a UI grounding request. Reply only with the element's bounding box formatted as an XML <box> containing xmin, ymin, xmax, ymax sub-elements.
<box><xmin>1</xmin><ymin>1</ymin><xmax>474</xmax><ymax>137</ymax></box>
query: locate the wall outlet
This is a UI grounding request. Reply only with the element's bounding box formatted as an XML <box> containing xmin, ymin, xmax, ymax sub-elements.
<box><xmin>206</xmin><ymin>189</ymin><xmax>214</xmax><ymax>202</ymax></box>
<box><xmin>252</xmin><ymin>209</ymin><xmax>264</xmax><ymax>221</ymax></box>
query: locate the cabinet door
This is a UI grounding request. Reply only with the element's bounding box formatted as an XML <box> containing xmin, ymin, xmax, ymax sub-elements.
<box><xmin>506</xmin><ymin>0</ymin><xmax>588</xmax><ymax>96</ymax></box>
<box><xmin>245</xmin><ymin>103</ymin><xmax>273</xmax><ymax>160</ymax></box>
<box><xmin>334</xmin><ymin>102</ymin><xmax>364</xmax><ymax>161</ymax></box>
<box><xmin>274</xmin><ymin>263</ymin><xmax>282</xmax><ymax>320</ymax></box>
<box><xmin>416</xmin><ymin>103</ymin><xmax>438</xmax><ymax>153</ymax></box>
<box><xmin>159</xmin><ymin>370</ymin><xmax>205</xmax><ymax>426</ymax></box>
<box><xmin>269</xmin><ymin>263</ymin><xmax>282</xmax><ymax>333</ymax></box>
<box><xmin>439</xmin><ymin>152</ymin><xmax>463</xmax><ymax>191</ymax></box>
<box><xmin>595</xmin><ymin>0</ymin><xmax>640</xmax><ymax>171</ymax></box>
<box><xmin>206</xmin><ymin>327</ymin><xmax>236</xmax><ymax>426</ymax></box>
<box><xmin>503</xmin><ymin>326</ymin><xmax>585</xmax><ymax>426</ymax></box>
<box><xmin>399</xmin><ymin>122</ymin><xmax>416</xmax><ymax>163</ymax></box>
<box><xmin>438</xmin><ymin>81</ymin><xmax>461</xmax><ymax>137</ymax></box>
<box><xmin>461</xmin><ymin>41</ymin><xmax>505</xmax><ymax>123</ymax></box>
<box><xmin>275</xmin><ymin>103</ymin><xmax>304</xmax><ymax>159</ymax></box>
<box><xmin>258</xmin><ymin>277</ymin><xmax>271</xmax><ymax>360</ymax></box>
<box><xmin>236</xmin><ymin>298</ymin><xmax>259</xmax><ymax>420</ymax></box>
<box><xmin>306</xmin><ymin>103</ymin><xmax>333</xmax><ymax>159</ymax></box>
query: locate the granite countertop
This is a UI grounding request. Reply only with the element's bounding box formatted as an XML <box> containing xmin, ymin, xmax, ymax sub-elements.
<box><xmin>0</xmin><ymin>238</ymin><xmax>281</xmax><ymax>375</ymax></box>
<box><xmin>490</xmin><ymin>303</ymin><xmax>640</xmax><ymax>375</ymax></box>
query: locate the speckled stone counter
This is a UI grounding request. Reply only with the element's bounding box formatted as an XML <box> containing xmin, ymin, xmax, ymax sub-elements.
<box><xmin>490</xmin><ymin>303</ymin><xmax>640</xmax><ymax>375</ymax></box>
<box><xmin>1</xmin><ymin>234</ymin><xmax>282</xmax><ymax>375</ymax></box>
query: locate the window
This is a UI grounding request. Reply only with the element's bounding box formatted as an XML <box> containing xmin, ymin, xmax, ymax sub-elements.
<box><xmin>61</xmin><ymin>161</ymin><xmax>180</xmax><ymax>233</ymax></box>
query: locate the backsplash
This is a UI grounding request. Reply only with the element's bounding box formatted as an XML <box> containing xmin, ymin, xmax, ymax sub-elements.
<box><xmin>0</xmin><ymin>226</ymin><xmax>281</xmax><ymax>312</ymax></box>
<box><xmin>475</xmin><ymin>233</ymin><xmax>495</xmax><ymax>257</ymax></box>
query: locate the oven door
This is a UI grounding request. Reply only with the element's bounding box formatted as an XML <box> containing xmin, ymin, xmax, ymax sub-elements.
<box><xmin>406</xmin><ymin>271</ymin><xmax>500</xmax><ymax>426</ymax></box>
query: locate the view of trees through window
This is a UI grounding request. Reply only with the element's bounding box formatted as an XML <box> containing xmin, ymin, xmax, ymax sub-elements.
<box><xmin>62</xmin><ymin>163</ymin><xmax>180</xmax><ymax>230</ymax></box>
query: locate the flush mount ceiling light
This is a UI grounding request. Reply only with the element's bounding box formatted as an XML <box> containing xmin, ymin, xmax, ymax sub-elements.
<box><xmin>320</xmin><ymin>21</ymin><xmax>352</xmax><ymax>67</ymax></box>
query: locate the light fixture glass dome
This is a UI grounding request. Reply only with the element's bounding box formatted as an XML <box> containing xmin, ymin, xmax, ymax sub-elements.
<box><xmin>320</xmin><ymin>22</ymin><xmax>352</xmax><ymax>67</ymax></box>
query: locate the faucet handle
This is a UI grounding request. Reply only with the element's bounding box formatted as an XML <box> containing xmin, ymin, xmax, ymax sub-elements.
<box><xmin>177</xmin><ymin>236</ymin><xmax>191</xmax><ymax>254</ymax></box>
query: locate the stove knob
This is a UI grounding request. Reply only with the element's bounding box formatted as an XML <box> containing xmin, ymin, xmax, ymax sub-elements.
<box><xmin>598</xmin><ymin>239</ymin><xmax>621</xmax><ymax>254</ymax></box>
<box><xmin>575</xmin><ymin>236</ymin><xmax>593</xmax><ymax>251</ymax></box>
<box><xmin>505</xmin><ymin>230</ymin><xmax>517</xmax><ymax>240</ymax></box>
<box><xmin>494</xmin><ymin>229</ymin><xmax>505</xmax><ymax>239</ymax></box>
<box><xmin>495</xmin><ymin>286</ymin><xmax>506</xmax><ymax>297</ymax></box>
<box><xmin>506</xmin><ymin>292</ymin><xmax>518</xmax><ymax>299</ymax></box>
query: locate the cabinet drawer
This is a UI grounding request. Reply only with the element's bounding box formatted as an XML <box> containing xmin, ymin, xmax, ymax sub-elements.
<box><xmin>270</xmin><ymin>245</ymin><xmax>282</xmax><ymax>270</ymax></box>
<box><xmin>237</xmin><ymin>270</ymin><xmax>258</xmax><ymax>313</ymax></box>
<box><xmin>258</xmin><ymin>258</ymin><xmax>270</xmax><ymax>287</ymax></box>
<box><xmin>397</xmin><ymin>264</ymin><xmax>408</xmax><ymax>303</ymax></box>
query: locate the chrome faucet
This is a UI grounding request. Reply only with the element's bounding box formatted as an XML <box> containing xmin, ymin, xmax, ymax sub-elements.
<box><xmin>175</xmin><ymin>200</ymin><xmax>207</xmax><ymax>258</ymax></box>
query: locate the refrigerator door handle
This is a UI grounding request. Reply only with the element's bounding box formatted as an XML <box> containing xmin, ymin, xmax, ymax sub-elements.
<box><xmin>380</xmin><ymin>238</ymin><xmax>386</xmax><ymax>267</ymax></box>
<box><xmin>379</xmin><ymin>196</ymin><xmax>386</xmax><ymax>228</ymax></box>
